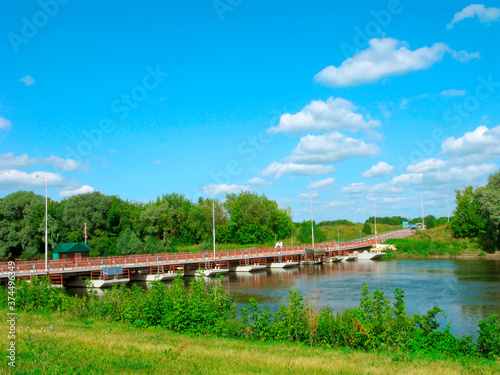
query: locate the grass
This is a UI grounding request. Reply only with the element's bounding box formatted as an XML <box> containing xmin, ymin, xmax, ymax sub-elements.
<box><xmin>383</xmin><ymin>224</ymin><xmax>483</xmax><ymax>258</ymax></box>
<box><xmin>320</xmin><ymin>223</ymin><xmax>401</xmax><ymax>243</ymax></box>
<box><xmin>2</xmin><ymin>312</ymin><xmax>499</xmax><ymax>375</ymax></box>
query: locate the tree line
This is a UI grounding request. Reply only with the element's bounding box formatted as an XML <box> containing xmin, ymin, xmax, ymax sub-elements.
<box><xmin>451</xmin><ymin>170</ymin><xmax>500</xmax><ymax>252</ymax></box>
<box><xmin>0</xmin><ymin>191</ymin><xmax>294</xmax><ymax>260</ymax></box>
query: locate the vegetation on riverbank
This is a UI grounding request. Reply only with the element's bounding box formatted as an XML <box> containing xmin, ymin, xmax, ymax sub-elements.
<box><xmin>3</xmin><ymin>276</ymin><xmax>500</xmax><ymax>370</ymax></box>
<box><xmin>383</xmin><ymin>224</ymin><xmax>484</xmax><ymax>258</ymax></box>
<box><xmin>3</xmin><ymin>310</ymin><xmax>500</xmax><ymax>375</ymax></box>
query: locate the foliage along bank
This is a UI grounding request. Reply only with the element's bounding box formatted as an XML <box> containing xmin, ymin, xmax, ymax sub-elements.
<box><xmin>0</xmin><ymin>190</ymin><xmax>294</xmax><ymax>260</ymax></box>
<box><xmin>3</xmin><ymin>277</ymin><xmax>500</xmax><ymax>361</ymax></box>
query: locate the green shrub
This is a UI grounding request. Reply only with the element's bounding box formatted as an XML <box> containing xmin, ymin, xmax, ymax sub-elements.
<box><xmin>478</xmin><ymin>313</ymin><xmax>500</xmax><ymax>359</ymax></box>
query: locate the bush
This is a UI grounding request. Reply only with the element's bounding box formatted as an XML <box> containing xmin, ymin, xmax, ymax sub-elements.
<box><xmin>478</xmin><ymin>313</ymin><xmax>500</xmax><ymax>359</ymax></box>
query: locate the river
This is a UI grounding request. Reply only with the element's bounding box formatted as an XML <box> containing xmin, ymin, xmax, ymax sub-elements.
<box><xmin>223</xmin><ymin>258</ymin><xmax>500</xmax><ymax>338</ymax></box>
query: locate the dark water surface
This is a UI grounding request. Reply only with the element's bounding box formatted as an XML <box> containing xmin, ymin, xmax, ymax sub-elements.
<box><xmin>224</xmin><ymin>259</ymin><xmax>500</xmax><ymax>338</ymax></box>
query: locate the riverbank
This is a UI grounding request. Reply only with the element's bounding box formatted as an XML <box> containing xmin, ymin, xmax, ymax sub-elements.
<box><xmin>2</xmin><ymin>312</ymin><xmax>499</xmax><ymax>375</ymax></box>
<box><xmin>381</xmin><ymin>223</ymin><xmax>499</xmax><ymax>259</ymax></box>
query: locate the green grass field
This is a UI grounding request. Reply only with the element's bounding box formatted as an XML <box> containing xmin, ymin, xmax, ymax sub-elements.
<box><xmin>2</xmin><ymin>312</ymin><xmax>499</xmax><ymax>375</ymax></box>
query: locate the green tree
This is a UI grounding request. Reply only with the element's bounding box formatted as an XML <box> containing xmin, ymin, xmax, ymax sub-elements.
<box><xmin>476</xmin><ymin>170</ymin><xmax>500</xmax><ymax>252</ymax></box>
<box><xmin>362</xmin><ymin>221</ymin><xmax>372</xmax><ymax>235</ymax></box>
<box><xmin>0</xmin><ymin>191</ymin><xmax>46</xmax><ymax>259</ymax></box>
<box><xmin>450</xmin><ymin>186</ymin><xmax>487</xmax><ymax>239</ymax></box>
<box><xmin>297</xmin><ymin>220</ymin><xmax>326</xmax><ymax>244</ymax></box>
<box><xmin>117</xmin><ymin>228</ymin><xmax>144</xmax><ymax>255</ymax></box>
<box><xmin>61</xmin><ymin>192</ymin><xmax>113</xmax><ymax>239</ymax></box>
<box><xmin>224</xmin><ymin>191</ymin><xmax>294</xmax><ymax>244</ymax></box>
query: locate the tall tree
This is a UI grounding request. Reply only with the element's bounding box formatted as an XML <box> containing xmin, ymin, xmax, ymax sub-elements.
<box><xmin>0</xmin><ymin>191</ymin><xmax>46</xmax><ymax>259</ymax></box>
<box><xmin>224</xmin><ymin>191</ymin><xmax>294</xmax><ymax>244</ymax></box>
<box><xmin>450</xmin><ymin>186</ymin><xmax>487</xmax><ymax>239</ymax></box>
<box><xmin>476</xmin><ymin>170</ymin><xmax>500</xmax><ymax>252</ymax></box>
<box><xmin>297</xmin><ymin>220</ymin><xmax>326</xmax><ymax>244</ymax></box>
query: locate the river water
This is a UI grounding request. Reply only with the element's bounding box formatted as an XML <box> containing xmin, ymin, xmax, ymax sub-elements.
<box><xmin>223</xmin><ymin>259</ymin><xmax>500</xmax><ymax>338</ymax></box>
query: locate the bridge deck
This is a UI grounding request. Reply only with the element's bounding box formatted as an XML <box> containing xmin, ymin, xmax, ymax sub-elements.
<box><xmin>0</xmin><ymin>238</ymin><xmax>384</xmax><ymax>279</ymax></box>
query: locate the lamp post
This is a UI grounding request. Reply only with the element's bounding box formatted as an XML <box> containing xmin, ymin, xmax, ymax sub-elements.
<box><xmin>416</xmin><ymin>193</ymin><xmax>425</xmax><ymax>229</ymax></box>
<box><xmin>36</xmin><ymin>175</ymin><xmax>48</xmax><ymax>273</ymax></box>
<box><xmin>366</xmin><ymin>197</ymin><xmax>377</xmax><ymax>244</ymax></box>
<box><xmin>300</xmin><ymin>193</ymin><xmax>314</xmax><ymax>247</ymax></box>
<box><xmin>441</xmin><ymin>194</ymin><xmax>449</xmax><ymax>223</ymax></box>
<box><xmin>203</xmin><ymin>187</ymin><xmax>216</xmax><ymax>260</ymax></box>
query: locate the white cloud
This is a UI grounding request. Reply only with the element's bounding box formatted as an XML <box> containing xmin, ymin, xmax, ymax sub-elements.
<box><xmin>441</xmin><ymin>125</ymin><xmax>500</xmax><ymax>162</ymax></box>
<box><xmin>315</xmin><ymin>38</ymin><xmax>448</xmax><ymax>87</ymax></box>
<box><xmin>0</xmin><ymin>153</ymin><xmax>38</xmax><ymax>170</ymax></box>
<box><xmin>286</xmin><ymin>132</ymin><xmax>380</xmax><ymax>164</ymax></box>
<box><xmin>390</xmin><ymin>162</ymin><xmax>496</xmax><ymax>191</ymax></box>
<box><xmin>0</xmin><ymin>116</ymin><xmax>12</xmax><ymax>132</ymax></box>
<box><xmin>340</xmin><ymin>182</ymin><xmax>370</xmax><ymax>196</ymax></box>
<box><xmin>325</xmin><ymin>200</ymin><xmax>349</xmax><ymax>208</ymax></box>
<box><xmin>262</xmin><ymin>162</ymin><xmax>335</xmax><ymax>179</ymax></box>
<box><xmin>19</xmin><ymin>75</ymin><xmax>35</xmax><ymax>86</ymax></box>
<box><xmin>450</xmin><ymin>49</ymin><xmax>480</xmax><ymax>62</ymax></box>
<box><xmin>406</xmin><ymin>158</ymin><xmax>447</xmax><ymax>173</ymax></box>
<box><xmin>59</xmin><ymin>185</ymin><xmax>95</xmax><ymax>198</ymax></box>
<box><xmin>45</xmin><ymin>155</ymin><xmax>89</xmax><ymax>172</ymax></box>
<box><xmin>0</xmin><ymin>170</ymin><xmax>67</xmax><ymax>190</ymax></box>
<box><xmin>246</xmin><ymin>177</ymin><xmax>272</xmax><ymax>186</ymax></box>
<box><xmin>269</xmin><ymin>97</ymin><xmax>380</xmax><ymax>134</ymax></box>
<box><xmin>307</xmin><ymin>177</ymin><xmax>335</xmax><ymax>190</ymax></box>
<box><xmin>205</xmin><ymin>184</ymin><xmax>247</xmax><ymax>195</ymax></box>
<box><xmin>150</xmin><ymin>160</ymin><xmax>162</xmax><ymax>165</ymax></box>
<box><xmin>440</xmin><ymin>89</ymin><xmax>467</xmax><ymax>97</ymax></box>
<box><xmin>447</xmin><ymin>4</ymin><xmax>500</xmax><ymax>30</ymax></box>
<box><xmin>362</xmin><ymin>161</ymin><xmax>395</xmax><ymax>178</ymax></box>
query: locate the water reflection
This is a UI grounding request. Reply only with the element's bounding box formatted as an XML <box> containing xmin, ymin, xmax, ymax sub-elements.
<box><xmin>225</xmin><ymin>259</ymin><xmax>500</xmax><ymax>337</ymax></box>
<box><xmin>66</xmin><ymin>259</ymin><xmax>500</xmax><ymax>338</ymax></box>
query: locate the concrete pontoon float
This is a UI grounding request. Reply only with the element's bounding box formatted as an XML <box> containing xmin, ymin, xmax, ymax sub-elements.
<box><xmin>234</xmin><ymin>258</ymin><xmax>267</xmax><ymax>272</ymax></box>
<box><xmin>89</xmin><ymin>267</ymin><xmax>130</xmax><ymax>288</ymax></box>
<box><xmin>301</xmin><ymin>247</ymin><xmax>325</xmax><ymax>265</ymax></box>
<box><xmin>198</xmin><ymin>261</ymin><xmax>230</xmax><ymax>277</ymax></box>
<box><xmin>269</xmin><ymin>255</ymin><xmax>300</xmax><ymax>268</ymax></box>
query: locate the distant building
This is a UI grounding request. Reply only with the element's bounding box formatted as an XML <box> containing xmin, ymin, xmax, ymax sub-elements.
<box><xmin>53</xmin><ymin>242</ymin><xmax>91</xmax><ymax>260</ymax></box>
<box><xmin>403</xmin><ymin>221</ymin><xmax>409</xmax><ymax>228</ymax></box>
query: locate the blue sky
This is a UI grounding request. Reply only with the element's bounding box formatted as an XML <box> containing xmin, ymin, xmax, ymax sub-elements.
<box><xmin>1</xmin><ymin>0</ymin><xmax>500</xmax><ymax>223</ymax></box>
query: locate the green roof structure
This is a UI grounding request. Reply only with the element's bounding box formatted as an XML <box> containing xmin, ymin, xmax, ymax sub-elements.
<box><xmin>53</xmin><ymin>242</ymin><xmax>92</xmax><ymax>254</ymax></box>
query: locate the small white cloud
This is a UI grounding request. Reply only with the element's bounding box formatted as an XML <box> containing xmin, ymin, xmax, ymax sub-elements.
<box><xmin>0</xmin><ymin>153</ymin><xmax>38</xmax><ymax>170</ymax></box>
<box><xmin>151</xmin><ymin>160</ymin><xmax>162</xmax><ymax>165</ymax></box>
<box><xmin>440</xmin><ymin>89</ymin><xmax>467</xmax><ymax>97</ymax></box>
<box><xmin>262</xmin><ymin>162</ymin><xmax>335</xmax><ymax>179</ymax></box>
<box><xmin>406</xmin><ymin>158</ymin><xmax>447</xmax><ymax>173</ymax></box>
<box><xmin>0</xmin><ymin>116</ymin><xmax>12</xmax><ymax>132</ymax></box>
<box><xmin>205</xmin><ymin>184</ymin><xmax>247</xmax><ymax>195</ymax></box>
<box><xmin>450</xmin><ymin>49</ymin><xmax>480</xmax><ymax>62</ymax></box>
<box><xmin>45</xmin><ymin>155</ymin><xmax>89</xmax><ymax>172</ymax></box>
<box><xmin>315</xmin><ymin>38</ymin><xmax>449</xmax><ymax>87</ymax></box>
<box><xmin>59</xmin><ymin>185</ymin><xmax>95</xmax><ymax>198</ymax></box>
<box><xmin>340</xmin><ymin>182</ymin><xmax>370</xmax><ymax>196</ymax></box>
<box><xmin>447</xmin><ymin>4</ymin><xmax>500</xmax><ymax>30</ymax></box>
<box><xmin>307</xmin><ymin>177</ymin><xmax>336</xmax><ymax>190</ymax></box>
<box><xmin>0</xmin><ymin>170</ymin><xmax>67</xmax><ymax>190</ymax></box>
<box><xmin>362</xmin><ymin>161</ymin><xmax>395</xmax><ymax>178</ymax></box>
<box><xmin>441</xmin><ymin>125</ymin><xmax>500</xmax><ymax>163</ymax></box>
<box><xmin>269</xmin><ymin>97</ymin><xmax>380</xmax><ymax>134</ymax></box>
<box><xmin>19</xmin><ymin>75</ymin><xmax>35</xmax><ymax>86</ymax></box>
<box><xmin>286</xmin><ymin>132</ymin><xmax>380</xmax><ymax>164</ymax></box>
<box><xmin>246</xmin><ymin>177</ymin><xmax>272</xmax><ymax>186</ymax></box>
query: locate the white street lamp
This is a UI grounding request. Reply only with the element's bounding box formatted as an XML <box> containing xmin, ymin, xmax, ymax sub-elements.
<box><xmin>416</xmin><ymin>193</ymin><xmax>425</xmax><ymax>229</ymax></box>
<box><xmin>203</xmin><ymin>187</ymin><xmax>216</xmax><ymax>259</ymax></box>
<box><xmin>441</xmin><ymin>194</ymin><xmax>449</xmax><ymax>223</ymax></box>
<box><xmin>366</xmin><ymin>197</ymin><xmax>377</xmax><ymax>244</ymax></box>
<box><xmin>36</xmin><ymin>175</ymin><xmax>48</xmax><ymax>273</ymax></box>
<box><xmin>300</xmin><ymin>193</ymin><xmax>314</xmax><ymax>247</ymax></box>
